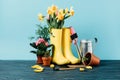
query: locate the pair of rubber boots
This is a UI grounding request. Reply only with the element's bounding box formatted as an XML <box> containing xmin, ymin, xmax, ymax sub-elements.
<box><xmin>50</xmin><ymin>28</ymin><xmax>80</xmax><ymax>65</ymax></box>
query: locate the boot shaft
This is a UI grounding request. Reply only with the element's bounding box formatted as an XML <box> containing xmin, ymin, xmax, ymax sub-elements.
<box><xmin>50</xmin><ymin>29</ymin><xmax>62</xmax><ymax>49</ymax></box>
<box><xmin>62</xmin><ymin>28</ymin><xmax>72</xmax><ymax>51</ymax></box>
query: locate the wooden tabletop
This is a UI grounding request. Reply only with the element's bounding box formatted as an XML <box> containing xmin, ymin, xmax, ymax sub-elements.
<box><xmin>0</xmin><ymin>60</ymin><xmax>120</xmax><ymax>80</ymax></box>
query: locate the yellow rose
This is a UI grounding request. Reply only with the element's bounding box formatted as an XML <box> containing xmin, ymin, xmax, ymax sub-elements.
<box><xmin>38</xmin><ymin>13</ymin><xmax>44</xmax><ymax>21</ymax></box>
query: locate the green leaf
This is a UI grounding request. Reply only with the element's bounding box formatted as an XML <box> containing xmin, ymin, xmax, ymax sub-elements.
<box><xmin>64</xmin><ymin>15</ymin><xmax>70</xmax><ymax>19</ymax></box>
<box><xmin>30</xmin><ymin>42</ymin><xmax>37</xmax><ymax>49</ymax></box>
<box><xmin>30</xmin><ymin>51</ymin><xmax>37</xmax><ymax>54</ymax></box>
<box><xmin>37</xmin><ymin>49</ymin><xmax>45</xmax><ymax>56</ymax></box>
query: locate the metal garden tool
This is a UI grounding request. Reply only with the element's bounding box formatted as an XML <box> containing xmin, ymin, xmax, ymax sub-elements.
<box><xmin>70</xmin><ymin>27</ymin><xmax>82</xmax><ymax>60</ymax></box>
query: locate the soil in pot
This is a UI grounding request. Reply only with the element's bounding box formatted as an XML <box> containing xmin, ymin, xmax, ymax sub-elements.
<box><xmin>83</xmin><ymin>52</ymin><xmax>100</xmax><ymax>66</ymax></box>
<box><xmin>84</xmin><ymin>53</ymin><xmax>91</xmax><ymax>65</ymax></box>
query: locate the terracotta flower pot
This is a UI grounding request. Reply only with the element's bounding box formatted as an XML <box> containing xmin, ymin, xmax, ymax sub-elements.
<box><xmin>36</xmin><ymin>55</ymin><xmax>43</xmax><ymax>64</ymax></box>
<box><xmin>83</xmin><ymin>52</ymin><xmax>100</xmax><ymax>66</ymax></box>
<box><xmin>42</xmin><ymin>57</ymin><xmax>52</xmax><ymax>66</ymax></box>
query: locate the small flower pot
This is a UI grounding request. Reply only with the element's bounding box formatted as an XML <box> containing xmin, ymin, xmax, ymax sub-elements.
<box><xmin>36</xmin><ymin>55</ymin><xmax>43</xmax><ymax>64</ymax></box>
<box><xmin>83</xmin><ymin>52</ymin><xmax>100</xmax><ymax>66</ymax></box>
<box><xmin>42</xmin><ymin>57</ymin><xmax>52</xmax><ymax>66</ymax></box>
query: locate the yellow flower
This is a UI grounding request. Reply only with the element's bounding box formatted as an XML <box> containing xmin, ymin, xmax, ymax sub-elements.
<box><xmin>57</xmin><ymin>12</ymin><xmax>64</xmax><ymax>21</ymax></box>
<box><xmin>47</xmin><ymin>7</ymin><xmax>53</xmax><ymax>15</ymax></box>
<box><xmin>59</xmin><ymin>9</ymin><xmax>64</xmax><ymax>15</ymax></box>
<box><xmin>56</xmin><ymin>9</ymin><xmax>65</xmax><ymax>21</ymax></box>
<box><xmin>51</xmin><ymin>5</ymin><xmax>58</xmax><ymax>13</ymax></box>
<box><xmin>38</xmin><ymin>13</ymin><xmax>44</xmax><ymax>21</ymax></box>
<box><xmin>65</xmin><ymin>8</ymin><xmax>68</xmax><ymax>14</ymax></box>
<box><xmin>69</xmin><ymin>7</ymin><xmax>74</xmax><ymax>16</ymax></box>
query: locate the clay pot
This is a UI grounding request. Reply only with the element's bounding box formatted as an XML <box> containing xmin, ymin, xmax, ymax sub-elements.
<box><xmin>83</xmin><ymin>52</ymin><xmax>100</xmax><ymax>66</ymax></box>
<box><xmin>36</xmin><ymin>55</ymin><xmax>43</xmax><ymax>64</ymax></box>
<box><xmin>42</xmin><ymin>57</ymin><xmax>52</xmax><ymax>66</ymax></box>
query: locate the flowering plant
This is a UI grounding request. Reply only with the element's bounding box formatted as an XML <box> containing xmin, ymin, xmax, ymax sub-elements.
<box><xmin>30</xmin><ymin>38</ymin><xmax>49</xmax><ymax>56</ymax></box>
<box><xmin>38</xmin><ymin>5</ymin><xmax>74</xmax><ymax>29</ymax></box>
<box><xmin>30</xmin><ymin>24</ymin><xmax>54</xmax><ymax>56</ymax></box>
<box><xmin>30</xmin><ymin>37</ymin><xmax>54</xmax><ymax>57</ymax></box>
<box><xmin>30</xmin><ymin>24</ymin><xmax>50</xmax><ymax>56</ymax></box>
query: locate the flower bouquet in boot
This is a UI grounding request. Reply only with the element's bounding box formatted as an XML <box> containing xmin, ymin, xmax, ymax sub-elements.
<box><xmin>37</xmin><ymin>5</ymin><xmax>80</xmax><ymax>65</ymax></box>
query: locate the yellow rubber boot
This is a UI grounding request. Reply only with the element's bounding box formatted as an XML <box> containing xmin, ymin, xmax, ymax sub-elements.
<box><xmin>62</xmin><ymin>28</ymin><xmax>80</xmax><ymax>64</ymax></box>
<box><xmin>50</xmin><ymin>29</ymin><xmax>70</xmax><ymax>65</ymax></box>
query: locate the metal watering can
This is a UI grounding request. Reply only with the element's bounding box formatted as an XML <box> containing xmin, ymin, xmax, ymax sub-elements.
<box><xmin>80</xmin><ymin>37</ymin><xmax>98</xmax><ymax>57</ymax></box>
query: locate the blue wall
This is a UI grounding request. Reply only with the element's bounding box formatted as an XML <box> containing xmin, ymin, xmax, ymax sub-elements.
<box><xmin>0</xmin><ymin>0</ymin><xmax>120</xmax><ymax>60</ymax></box>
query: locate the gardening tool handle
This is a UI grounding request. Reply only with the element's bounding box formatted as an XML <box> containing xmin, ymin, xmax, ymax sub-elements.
<box><xmin>59</xmin><ymin>67</ymin><xmax>75</xmax><ymax>70</ymax></box>
<box><xmin>74</xmin><ymin>39</ymin><xmax>82</xmax><ymax>59</ymax></box>
<box><xmin>67</xmin><ymin>65</ymin><xmax>85</xmax><ymax>68</ymax></box>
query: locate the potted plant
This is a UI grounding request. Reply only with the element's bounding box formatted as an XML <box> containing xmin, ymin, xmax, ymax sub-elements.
<box><xmin>42</xmin><ymin>50</ymin><xmax>52</xmax><ymax>66</ymax></box>
<box><xmin>30</xmin><ymin>24</ymin><xmax>50</xmax><ymax>64</ymax></box>
<box><xmin>42</xmin><ymin>44</ymin><xmax>54</xmax><ymax>66</ymax></box>
<box><xmin>82</xmin><ymin>52</ymin><xmax>100</xmax><ymax>66</ymax></box>
<box><xmin>30</xmin><ymin>38</ymin><xmax>49</xmax><ymax>64</ymax></box>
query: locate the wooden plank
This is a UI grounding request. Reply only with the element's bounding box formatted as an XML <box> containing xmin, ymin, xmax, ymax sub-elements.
<box><xmin>0</xmin><ymin>60</ymin><xmax>120</xmax><ymax>80</ymax></box>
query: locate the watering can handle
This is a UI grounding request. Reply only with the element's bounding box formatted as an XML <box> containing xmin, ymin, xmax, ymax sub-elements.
<box><xmin>93</xmin><ymin>37</ymin><xmax>98</xmax><ymax>52</ymax></box>
<box><xmin>94</xmin><ymin>37</ymin><xmax>98</xmax><ymax>43</ymax></box>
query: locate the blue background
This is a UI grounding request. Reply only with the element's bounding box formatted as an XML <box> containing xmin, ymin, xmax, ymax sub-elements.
<box><xmin>0</xmin><ymin>0</ymin><xmax>120</xmax><ymax>60</ymax></box>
